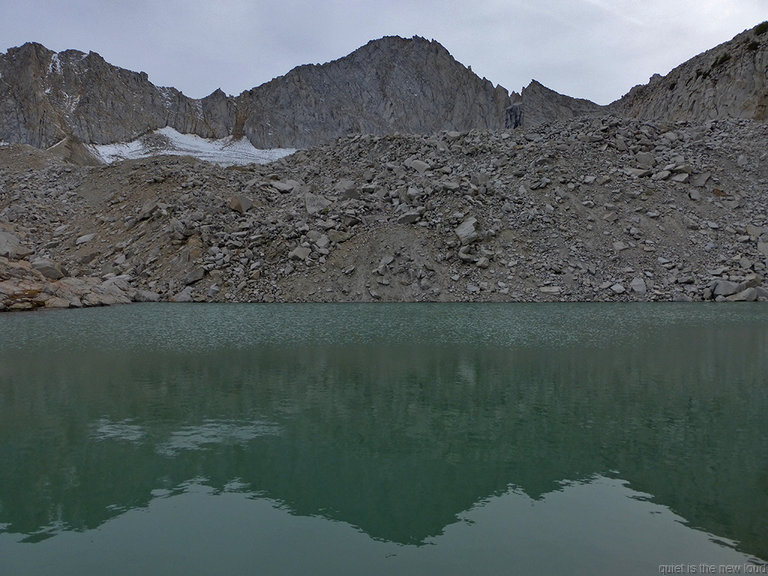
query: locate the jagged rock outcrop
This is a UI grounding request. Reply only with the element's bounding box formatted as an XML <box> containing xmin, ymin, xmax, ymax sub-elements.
<box><xmin>0</xmin><ymin>36</ymin><xmax>513</xmax><ymax>150</ymax></box>
<box><xmin>613</xmin><ymin>22</ymin><xmax>768</xmax><ymax>122</ymax></box>
<box><xmin>0</xmin><ymin>42</ymin><xmax>232</xmax><ymax>148</ymax></box>
<box><xmin>514</xmin><ymin>80</ymin><xmax>604</xmax><ymax>128</ymax></box>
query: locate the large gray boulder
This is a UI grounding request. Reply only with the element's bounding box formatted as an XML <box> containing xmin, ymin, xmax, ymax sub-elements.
<box><xmin>31</xmin><ymin>258</ymin><xmax>67</xmax><ymax>280</ymax></box>
<box><xmin>455</xmin><ymin>217</ymin><xmax>479</xmax><ymax>245</ymax></box>
<box><xmin>0</xmin><ymin>230</ymin><xmax>32</xmax><ymax>259</ymax></box>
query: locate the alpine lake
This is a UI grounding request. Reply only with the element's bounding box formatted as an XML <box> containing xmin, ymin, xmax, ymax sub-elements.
<box><xmin>1</xmin><ymin>303</ymin><xmax>767</xmax><ymax>575</ymax></box>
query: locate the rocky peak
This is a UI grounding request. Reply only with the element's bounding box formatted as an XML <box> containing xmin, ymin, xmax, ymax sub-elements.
<box><xmin>514</xmin><ymin>80</ymin><xmax>604</xmax><ymax>128</ymax></box>
<box><xmin>0</xmin><ymin>41</ymin><xmax>204</xmax><ymax>148</ymax></box>
<box><xmin>238</xmin><ymin>35</ymin><xmax>513</xmax><ymax>148</ymax></box>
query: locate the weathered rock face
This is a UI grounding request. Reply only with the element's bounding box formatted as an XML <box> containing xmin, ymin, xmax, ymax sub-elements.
<box><xmin>613</xmin><ymin>22</ymin><xmax>768</xmax><ymax>123</ymax></box>
<box><xmin>514</xmin><ymin>80</ymin><xmax>604</xmax><ymax>128</ymax></box>
<box><xmin>0</xmin><ymin>42</ymin><xmax>232</xmax><ymax>148</ymax></box>
<box><xmin>239</xmin><ymin>36</ymin><xmax>513</xmax><ymax>148</ymax></box>
<box><xmin>0</xmin><ymin>36</ymin><xmax>513</xmax><ymax>150</ymax></box>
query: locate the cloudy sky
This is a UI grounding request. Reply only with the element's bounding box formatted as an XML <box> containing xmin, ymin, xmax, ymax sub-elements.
<box><xmin>1</xmin><ymin>0</ymin><xmax>766</xmax><ymax>104</ymax></box>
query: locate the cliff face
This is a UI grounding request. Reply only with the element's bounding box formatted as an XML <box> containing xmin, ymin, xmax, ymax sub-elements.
<box><xmin>613</xmin><ymin>22</ymin><xmax>768</xmax><ymax>122</ymax></box>
<box><xmin>0</xmin><ymin>36</ymin><xmax>513</xmax><ymax>149</ymax></box>
<box><xmin>239</xmin><ymin>36</ymin><xmax>512</xmax><ymax>148</ymax></box>
<box><xmin>0</xmin><ymin>42</ymin><xmax>234</xmax><ymax>148</ymax></box>
<box><xmin>514</xmin><ymin>22</ymin><xmax>768</xmax><ymax>127</ymax></box>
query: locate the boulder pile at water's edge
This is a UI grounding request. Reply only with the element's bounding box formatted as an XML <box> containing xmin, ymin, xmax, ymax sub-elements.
<box><xmin>2</xmin><ymin>112</ymin><xmax>767</xmax><ymax>312</ymax></box>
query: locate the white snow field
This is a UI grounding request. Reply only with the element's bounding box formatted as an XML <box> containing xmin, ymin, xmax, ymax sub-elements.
<box><xmin>90</xmin><ymin>127</ymin><xmax>296</xmax><ymax>166</ymax></box>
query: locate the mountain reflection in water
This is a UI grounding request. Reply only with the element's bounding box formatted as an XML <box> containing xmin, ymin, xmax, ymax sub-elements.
<box><xmin>1</xmin><ymin>303</ymin><xmax>766</xmax><ymax>574</ymax></box>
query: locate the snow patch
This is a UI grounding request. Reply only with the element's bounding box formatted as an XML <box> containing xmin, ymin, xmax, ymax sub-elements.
<box><xmin>48</xmin><ymin>53</ymin><xmax>62</xmax><ymax>75</ymax></box>
<box><xmin>62</xmin><ymin>92</ymin><xmax>80</xmax><ymax>113</ymax></box>
<box><xmin>90</xmin><ymin>127</ymin><xmax>296</xmax><ymax>166</ymax></box>
<box><xmin>158</xmin><ymin>86</ymin><xmax>175</xmax><ymax>108</ymax></box>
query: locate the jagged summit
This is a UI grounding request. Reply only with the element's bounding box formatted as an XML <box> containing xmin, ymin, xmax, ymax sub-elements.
<box><xmin>0</xmin><ymin>36</ymin><xmax>513</xmax><ymax>151</ymax></box>
<box><xmin>511</xmin><ymin>80</ymin><xmax>604</xmax><ymax>128</ymax></box>
<box><xmin>237</xmin><ymin>34</ymin><xmax>512</xmax><ymax>148</ymax></box>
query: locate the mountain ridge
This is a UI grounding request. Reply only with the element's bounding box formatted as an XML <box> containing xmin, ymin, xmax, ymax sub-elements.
<box><xmin>0</xmin><ymin>35</ymin><xmax>514</xmax><ymax>150</ymax></box>
<box><xmin>1</xmin><ymin>23</ymin><xmax>767</xmax><ymax>154</ymax></box>
<box><xmin>613</xmin><ymin>22</ymin><xmax>768</xmax><ymax>122</ymax></box>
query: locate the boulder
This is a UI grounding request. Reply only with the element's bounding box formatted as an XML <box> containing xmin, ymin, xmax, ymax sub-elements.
<box><xmin>635</xmin><ymin>151</ymin><xmax>655</xmax><ymax>169</ymax></box>
<box><xmin>171</xmin><ymin>287</ymin><xmax>195</xmax><ymax>303</ymax></box>
<box><xmin>230</xmin><ymin>195</ymin><xmax>253</xmax><ymax>213</ymax></box>
<box><xmin>409</xmin><ymin>160</ymin><xmax>429</xmax><ymax>174</ymax></box>
<box><xmin>316</xmin><ymin>235</ymin><xmax>331</xmax><ymax>249</ymax></box>
<box><xmin>738</xmin><ymin>274</ymin><xmax>763</xmax><ymax>290</ymax></box>
<box><xmin>289</xmin><ymin>246</ymin><xmax>311</xmax><ymax>261</ymax></box>
<box><xmin>75</xmin><ymin>233</ymin><xmax>97</xmax><ymax>245</ymax></box>
<box><xmin>0</xmin><ymin>231</ymin><xmax>32</xmax><ymax>259</ymax></box>
<box><xmin>335</xmin><ymin>179</ymin><xmax>358</xmax><ymax>199</ymax></box>
<box><xmin>183</xmin><ymin>267</ymin><xmax>205</xmax><ymax>285</ymax></box>
<box><xmin>376</xmin><ymin>254</ymin><xmax>395</xmax><ymax>275</ymax></box>
<box><xmin>397</xmin><ymin>211</ymin><xmax>421</xmax><ymax>224</ymax></box>
<box><xmin>630</xmin><ymin>277</ymin><xmax>647</xmax><ymax>294</ymax></box>
<box><xmin>690</xmin><ymin>172</ymin><xmax>711</xmax><ymax>187</ymax></box>
<box><xmin>134</xmin><ymin>290</ymin><xmax>161</xmax><ymax>302</ymax></box>
<box><xmin>43</xmin><ymin>296</ymin><xmax>71</xmax><ymax>309</ymax></box>
<box><xmin>207</xmin><ymin>284</ymin><xmax>221</xmax><ymax>299</ymax></box>
<box><xmin>726</xmin><ymin>288</ymin><xmax>757</xmax><ymax>302</ymax></box>
<box><xmin>271</xmin><ymin>180</ymin><xmax>299</xmax><ymax>193</ymax></box>
<box><xmin>31</xmin><ymin>258</ymin><xmax>67</xmax><ymax>280</ymax></box>
<box><xmin>328</xmin><ymin>230</ymin><xmax>352</xmax><ymax>244</ymax></box>
<box><xmin>304</xmin><ymin>193</ymin><xmax>331</xmax><ymax>215</ymax></box>
<box><xmin>713</xmin><ymin>280</ymin><xmax>740</xmax><ymax>297</ymax></box>
<box><xmin>455</xmin><ymin>217</ymin><xmax>479</xmax><ymax>245</ymax></box>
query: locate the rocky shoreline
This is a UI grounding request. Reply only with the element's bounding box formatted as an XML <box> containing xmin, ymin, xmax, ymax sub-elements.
<box><xmin>2</xmin><ymin>114</ymin><xmax>768</xmax><ymax>312</ymax></box>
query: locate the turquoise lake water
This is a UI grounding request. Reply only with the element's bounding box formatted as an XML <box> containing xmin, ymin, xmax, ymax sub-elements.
<box><xmin>1</xmin><ymin>303</ymin><xmax>767</xmax><ymax>575</ymax></box>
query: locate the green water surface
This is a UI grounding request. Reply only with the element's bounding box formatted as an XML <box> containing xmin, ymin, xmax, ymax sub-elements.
<box><xmin>0</xmin><ymin>303</ymin><xmax>766</xmax><ymax>575</ymax></box>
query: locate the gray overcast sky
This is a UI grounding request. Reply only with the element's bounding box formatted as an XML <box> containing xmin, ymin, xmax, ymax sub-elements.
<box><xmin>1</xmin><ymin>0</ymin><xmax>766</xmax><ymax>104</ymax></box>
